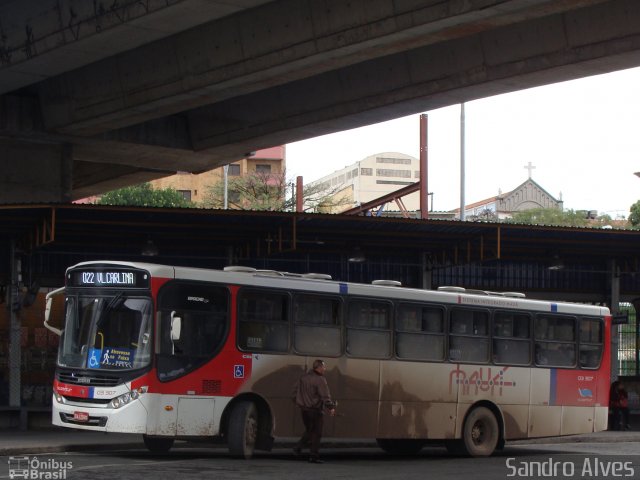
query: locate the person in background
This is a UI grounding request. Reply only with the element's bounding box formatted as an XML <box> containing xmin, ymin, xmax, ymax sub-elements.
<box><xmin>610</xmin><ymin>380</ymin><xmax>630</xmax><ymax>430</ymax></box>
<box><xmin>292</xmin><ymin>359</ymin><xmax>336</xmax><ymax>463</ymax></box>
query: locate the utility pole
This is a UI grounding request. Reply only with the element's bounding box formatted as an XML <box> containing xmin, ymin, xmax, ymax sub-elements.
<box><xmin>419</xmin><ymin>114</ymin><xmax>428</xmax><ymax>219</ymax></box>
<box><xmin>460</xmin><ymin>103</ymin><xmax>466</xmax><ymax>221</ymax></box>
<box><xmin>223</xmin><ymin>164</ymin><xmax>229</xmax><ymax>209</ymax></box>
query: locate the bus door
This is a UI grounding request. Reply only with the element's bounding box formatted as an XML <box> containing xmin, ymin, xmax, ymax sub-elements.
<box><xmin>151</xmin><ymin>282</ymin><xmax>229</xmax><ymax>436</ymax></box>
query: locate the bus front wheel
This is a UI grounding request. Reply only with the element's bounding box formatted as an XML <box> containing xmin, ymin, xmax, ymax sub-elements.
<box><xmin>228</xmin><ymin>401</ymin><xmax>258</xmax><ymax>459</ymax></box>
<box><xmin>142</xmin><ymin>434</ymin><xmax>174</xmax><ymax>454</ymax></box>
<box><xmin>460</xmin><ymin>406</ymin><xmax>499</xmax><ymax>457</ymax></box>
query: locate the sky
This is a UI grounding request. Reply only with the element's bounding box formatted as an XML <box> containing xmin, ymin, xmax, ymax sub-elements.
<box><xmin>286</xmin><ymin>66</ymin><xmax>640</xmax><ymax>218</ymax></box>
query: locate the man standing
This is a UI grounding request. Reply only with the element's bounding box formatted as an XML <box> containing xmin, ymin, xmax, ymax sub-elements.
<box><xmin>293</xmin><ymin>359</ymin><xmax>336</xmax><ymax>463</ymax></box>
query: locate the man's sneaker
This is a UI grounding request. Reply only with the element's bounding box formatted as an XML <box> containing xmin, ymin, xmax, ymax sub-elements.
<box><xmin>308</xmin><ymin>457</ymin><xmax>324</xmax><ymax>464</ymax></box>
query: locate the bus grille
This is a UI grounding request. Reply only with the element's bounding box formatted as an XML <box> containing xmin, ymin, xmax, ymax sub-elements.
<box><xmin>63</xmin><ymin>396</ymin><xmax>111</xmax><ymax>405</ymax></box>
<box><xmin>57</xmin><ymin>371</ymin><xmax>121</xmax><ymax>387</ymax></box>
<box><xmin>203</xmin><ymin>380</ymin><xmax>221</xmax><ymax>394</ymax></box>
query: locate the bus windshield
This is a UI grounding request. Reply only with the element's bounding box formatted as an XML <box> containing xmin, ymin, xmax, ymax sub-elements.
<box><xmin>58</xmin><ymin>294</ymin><xmax>153</xmax><ymax>370</ymax></box>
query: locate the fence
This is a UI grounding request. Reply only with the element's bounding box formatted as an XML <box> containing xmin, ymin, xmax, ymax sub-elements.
<box><xmin>618</xmin><ymin>303</ymin><xmax>638</xmax><ymax>377</ymax></box>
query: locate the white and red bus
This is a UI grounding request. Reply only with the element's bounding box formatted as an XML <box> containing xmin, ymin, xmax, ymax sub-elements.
<box><xmin>45</xmin><ymin>261</ymin><xmax>611</xmax><ymax>457</ymax></box>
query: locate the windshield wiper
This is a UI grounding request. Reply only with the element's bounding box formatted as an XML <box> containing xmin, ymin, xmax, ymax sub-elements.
<box><xmin>96</xmin><ymin>292</ymin><xmax>124</xmax><ymax>327</ymax></box>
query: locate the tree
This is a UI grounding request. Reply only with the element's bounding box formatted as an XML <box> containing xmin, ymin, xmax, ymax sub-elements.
<box><xmin>97</xmin><ymin>183</ymin><xmax>195</xmax><ymax>208</ymax></box>
<box><xmin>629</xmin><ymin>201</ymin><xmax>640</xmax><ymax>227</ymax></box>
<box><xmin>203</xmin><ymin>170</ymin><xmax>349</xmax><ymax>212</ymax></box>
<box><xmin>589</xmin><ymin>212</ymin><xmax>630</xmax><ymax>228</ymax></box>
<box><xmin>508</xmin><ymin>208</ymin><xmax>590</xmax><ymax>227</ymax></box>
<box><xmin>203</xmin><ymin>171</ymin><xmax>284</xmax><ymax>210</ymax></box>
<box><xmin>467</xmin><ymin>208</ymin><xmax>499</xmax><ymax>222</ymax></box>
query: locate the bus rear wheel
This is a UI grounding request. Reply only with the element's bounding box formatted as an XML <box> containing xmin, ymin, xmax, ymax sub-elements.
<box><xmin>376</xmin><ymin>438</ymin><xmax>425</xmax><ymax>455</ymax></box>
<box><xmin>142</xmin><ymin>435</ymin><xmax>174</xmax><ymax>454</ymax></box>
<box><xmin>460</xmin><ymin>406</ymin><xmax>499</xmax><ymax>457</ymax></box>
<box><xmin>228</xmin><ymin>401</ymin><xmax>258</xmax><ymax>459</ymax></box>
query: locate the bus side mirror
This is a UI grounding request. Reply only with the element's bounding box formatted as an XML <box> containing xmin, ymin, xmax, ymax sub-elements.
<box><xmin>170</xmin><ymin>311</ymin><xmax>182</xmax><ymax>341</ymax></box>
<box><xmin>44</xmin><ymin>286</ymin><xmax>65</xmax><ymax>336</ymax></box>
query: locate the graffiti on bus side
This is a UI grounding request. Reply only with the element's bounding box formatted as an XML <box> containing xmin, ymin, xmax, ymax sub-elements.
<box><xmin>449</xmin><ymin>365</ymin><xmax>516</xmax><ymax>396</ymax></box>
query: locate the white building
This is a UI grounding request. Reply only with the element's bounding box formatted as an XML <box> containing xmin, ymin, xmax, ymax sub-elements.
<box><xmin>308</xmin><ymin>154</ymin><xmax>562</xmax><ymax>219</ymax></box>
<box><xmin>307</xmin><ymin>152</ymin><xmax>420</xmax><ymax>213</ymax></box>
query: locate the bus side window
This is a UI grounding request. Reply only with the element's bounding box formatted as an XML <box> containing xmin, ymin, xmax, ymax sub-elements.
<box><xmin>238</xmin><ymin>290</ymin><xmax>289</xmax><ymax>353</ymax></box>
<box><xmin>493</xmin><ymin>311</ymin><xmax>531</xmax><ymax>365</ymax></box>
<box><xmin>534</xmin><ymin>314</ymin><xmax>576</xmax><ymax>368</ymax></box>
<box><xmin>156</xmin><ymin>282</ymin><xmax>229</xmax><ymax>381</ymax></box>
<box><xmin>346</xmin><ymin>299</ymin><xmax>391</xmax><ymax>359</ymax></box>
<box><xmin>449</xmin><ymin>308</ymin><xmax>489</xmax><ymax>363</ymax></box>
<box><xmin>293</xmin><ymin>294</ymin><xmax>341</xmax><ymax>357</ymax></box>
<box><xmin>395</xmin><ymin>303</ymin><xmax>444</xmax><ymax>361</ymax></box>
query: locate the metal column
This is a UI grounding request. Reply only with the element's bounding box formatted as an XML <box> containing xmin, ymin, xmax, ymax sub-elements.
<box><xmin>8</xmin><ymin>240</ymin><xmax>21</xmax><ymax>408</ymax></box>
<box><xmin>608</xmin><ymin>259</ymin><xmax>620</xmax><ymax>381</ymax></box>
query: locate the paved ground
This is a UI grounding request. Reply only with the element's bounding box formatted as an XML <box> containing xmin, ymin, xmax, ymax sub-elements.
<box><xmin>1</xmin><ymin>428</ymin><xmax>640</xmax><ymax>456</ymax></box>
<box><xmin>3</xmin><ymin>435</ymin><xmax>640</xmax><ymax>480</ymax></box>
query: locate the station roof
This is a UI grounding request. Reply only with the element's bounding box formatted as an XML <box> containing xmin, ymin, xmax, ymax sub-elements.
<box><xmin>0</xmin><ymin>204</ymin><xmax>638</xmax><ymax>284</ymax></box>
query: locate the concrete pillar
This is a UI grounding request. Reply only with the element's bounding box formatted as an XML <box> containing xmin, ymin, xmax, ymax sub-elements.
<box><xmin>0</xmin><ymin>140</ymin><xmax>72</xmax><ymax>203</ymax></box>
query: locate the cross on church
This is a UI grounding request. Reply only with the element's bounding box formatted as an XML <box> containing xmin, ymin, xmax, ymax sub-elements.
<box><xmin>524</xmin><ymin>161</ymin><xmax>536</xmax><ymax>179</ymax></box>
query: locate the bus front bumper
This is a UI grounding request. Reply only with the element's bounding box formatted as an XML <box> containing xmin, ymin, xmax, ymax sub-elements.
<box><xmin>52</xmin><ymin>394</ymin><xmax>148</xmax><ymax>433</ymax></box>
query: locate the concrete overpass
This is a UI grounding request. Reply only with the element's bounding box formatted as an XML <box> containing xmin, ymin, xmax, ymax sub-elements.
<box><xmin>3</xmin><ymin>0</ymin><xmax>640</xmax><ymax>202</ymax></box>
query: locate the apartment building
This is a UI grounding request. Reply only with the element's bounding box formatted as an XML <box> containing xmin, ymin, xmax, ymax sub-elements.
<box><xmin>150</xmin><ymin>146</ymin><xmax>286</xmax><ymax>205</ymax></box>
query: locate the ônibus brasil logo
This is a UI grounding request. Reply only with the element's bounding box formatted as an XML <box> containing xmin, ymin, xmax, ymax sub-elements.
<box><xmin>8</xmin><ymin>456</ymin><xmax>73</xmax><ymax>479</ymax></box>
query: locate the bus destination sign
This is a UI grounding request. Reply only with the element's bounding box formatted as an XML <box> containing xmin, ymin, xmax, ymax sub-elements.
<box><xmin>69</xmin><ymin>269</ymin><xmax>150</xmax><ymax>288</ymax></box>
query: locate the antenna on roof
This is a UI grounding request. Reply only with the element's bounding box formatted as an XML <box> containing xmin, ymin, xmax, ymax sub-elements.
<box><xmin>224</xmin><ymin>266</ymin><xmax>257</xmax><ymax>273</ymax></box>
<box><xmin>372</xmin><ymin>280</ymin><xmax>402</xmax><ymax>287</ymax></box>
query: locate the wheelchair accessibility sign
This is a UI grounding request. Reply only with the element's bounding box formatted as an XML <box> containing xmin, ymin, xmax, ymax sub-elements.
<box><xmin>233</xmin><ymin>365</ymin><xmax>245</xmax><ymax>378</ymax></box>
<box><xmin>88</xmin><ymin>348</ymin><xmax>102</xmax><ymax>369</ymax></box>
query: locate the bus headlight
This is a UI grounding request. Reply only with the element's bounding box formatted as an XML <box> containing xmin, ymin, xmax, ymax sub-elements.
<box><xmin>109</xmin><ymin>386</ymin><xmax>148</xmax><ymax>409</ymax></box>
<box><xmin>54</xmin><ymin>392</ymin><xmax>66</xmax><ymax>404</ymax></box>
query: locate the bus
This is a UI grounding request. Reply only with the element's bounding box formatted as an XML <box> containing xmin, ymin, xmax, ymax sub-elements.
<box><xmin>45</xmin><ymin>261</ymin><xmax>611</xmax><ymax>458</ymax></box>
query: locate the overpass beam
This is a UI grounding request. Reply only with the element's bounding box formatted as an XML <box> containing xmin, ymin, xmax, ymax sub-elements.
<box><xmin>0</xmin><ymin>140</ymin><xmax>72</xmax><ymax>203</ymax></box>
<box><xmin>39</xmin><ymin>0</ymin><xmax>610</xmax><ymax>136</ymax></box>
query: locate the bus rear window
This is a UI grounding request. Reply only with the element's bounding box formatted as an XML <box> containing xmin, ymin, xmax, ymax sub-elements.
<box><xmin>579</xmin><ymin>318</ymin><xmax>603</xmax><ymax>369</ymax></box>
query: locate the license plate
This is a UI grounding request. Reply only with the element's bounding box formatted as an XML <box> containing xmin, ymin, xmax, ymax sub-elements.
<box><xmin>73</xmin><ymin>411</ymin><xmax>89</xmax><ymax>422</ymax></box>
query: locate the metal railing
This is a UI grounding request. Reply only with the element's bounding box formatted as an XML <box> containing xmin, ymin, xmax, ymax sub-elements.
<box><xmin>618</xmin><ymin>304</ymin><xmax>639</xmax><ymax>377</ymax></box>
